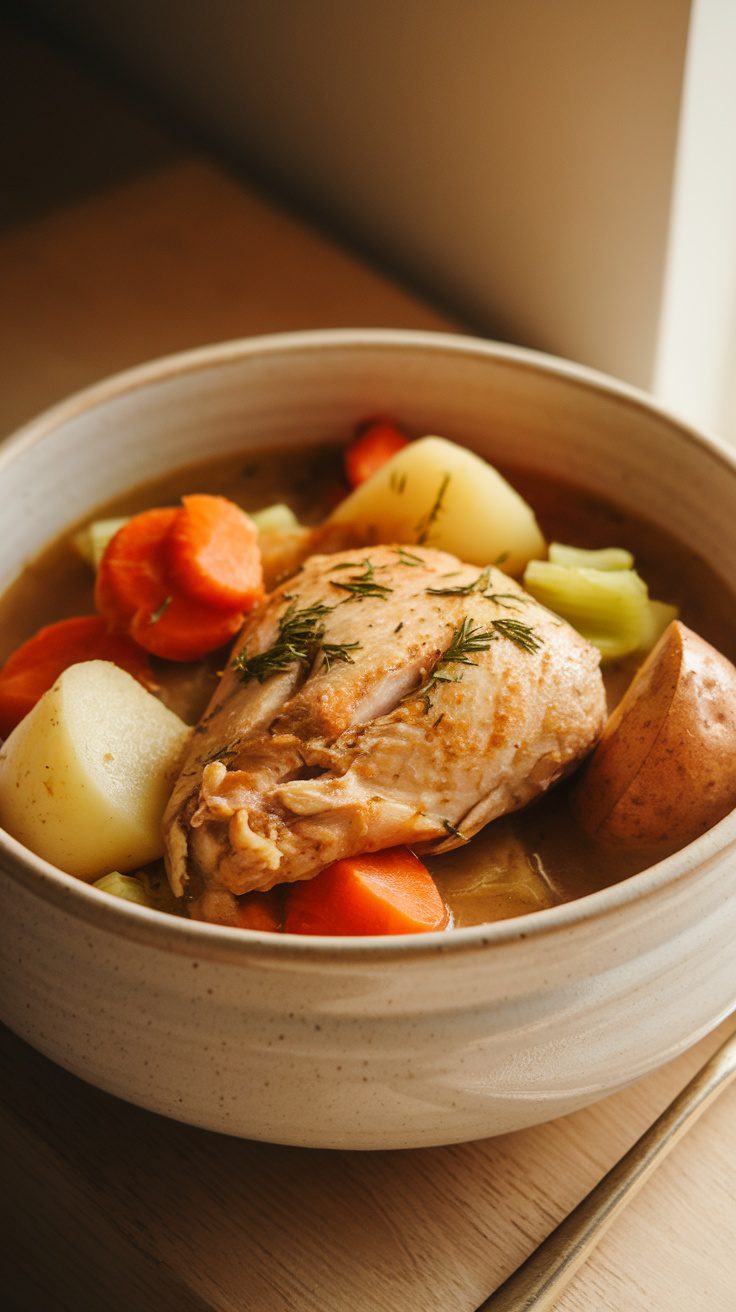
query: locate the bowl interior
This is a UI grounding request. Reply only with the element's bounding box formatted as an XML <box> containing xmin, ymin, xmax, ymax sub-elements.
<box><xmin>1</xmin><ymin>327</ymin><xmax>735</xmax><ymax>952</ymax></box>
<box><xmin>3</xmin><ymin>329</ymin><xmax>735</xmax><ymax>596</ymax></box>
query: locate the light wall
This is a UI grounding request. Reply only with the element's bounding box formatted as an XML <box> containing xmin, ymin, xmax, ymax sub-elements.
<box><xmin>653</xmin><ymin>0</ymin><xmax>736</xmax><ymax>439</ymax></box>
<box><xmin>38</xmin><ymin>1</ymin><xmax>693</xmax><ymax>395</ymax></box>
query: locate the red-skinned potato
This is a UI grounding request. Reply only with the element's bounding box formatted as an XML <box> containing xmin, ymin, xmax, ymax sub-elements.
<box><xmin>571</xmin><ymin>621</ymin><xmax>736</xmax><ymax>850</ymax></box>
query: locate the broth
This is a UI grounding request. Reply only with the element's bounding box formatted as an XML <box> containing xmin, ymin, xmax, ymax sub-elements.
<box><xmin>3</xmin><ymin>443</ymin><xmax>735</xmax><ymax>927</ymax></box>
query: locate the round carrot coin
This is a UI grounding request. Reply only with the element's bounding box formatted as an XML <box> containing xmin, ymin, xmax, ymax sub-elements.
<box><xmin>168</xmin><ymin>494</ymin><xmax>264</xmax><ymax>611</ymax></box>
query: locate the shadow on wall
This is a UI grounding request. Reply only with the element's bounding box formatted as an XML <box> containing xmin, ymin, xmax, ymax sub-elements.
<box><xmin>19</xmin><ymin>0</ymin><xmax>692</xmax><ymax>390</ymax></box>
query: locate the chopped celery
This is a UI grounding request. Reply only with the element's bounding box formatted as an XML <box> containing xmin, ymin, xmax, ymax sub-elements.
<box><xmin>639</xmin><ymin>598</ymin><xmax>680</xmax><ymax>651</ymax></box>
<box><xmin>548</xmin><ymin>542</ymin><xmax>634</xmax><ymax>571</ymax></box>
<box><xmin>72</xmin><ymin>517</ymin><xmax>129</xmax><ymax>569</ymax></box>
<box><xmin>93</xmin><ymin>870</ymin><xmax>154</xmax><ymax>907</ymax></box>
<box><xmin>524</xmin><ymin>562</ymin><xmax>652</xmax><ymax>660</ymax></box>
<box><xmin>249</xmin><ymin>503</ymin><xmax>300</xmax><ymax>533</ymax></box>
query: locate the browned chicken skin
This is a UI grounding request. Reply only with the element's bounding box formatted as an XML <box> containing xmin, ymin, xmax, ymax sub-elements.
<box><xmin>163</xmin><ymin>546</ymin><xmax>606</xmax><ymax>921</ymax></box>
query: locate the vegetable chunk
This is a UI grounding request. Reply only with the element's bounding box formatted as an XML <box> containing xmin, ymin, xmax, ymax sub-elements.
<box><xmin>167</xmin><ymin>494</ymin><xmax>263</xmax><ymax>611</ymax></box>
<box><xmin>0</xmin><ymin>615</ymin><xmax>155</xmax><ymax>737</ymax></box>
<box><xmin>0</xmin><ymin>661</ymin><xmax>190</xmax><ymax>879</ymax></box>
<box><xmin>328</xmin><ymin>435</ymin><xmax>546</xmax><ymax>574</ymax></box>
<box><xmin>95</xmin><ymin>508</ymin><xmax>245</xmax><ymax>661</ymax></box>
<box><xmin>571</xmin><ymin>622</ymin><xmax>736</xmax><ymax>849</ymax></box>
<box><xmin>284</xmin><ymin>848</ymin><xmax>449</xmax><ymax>936</ymax></box>
<box><xmin>344</xmin><ymin>417</ymin><xmax>410</xmax><ymax>487</ymax></box>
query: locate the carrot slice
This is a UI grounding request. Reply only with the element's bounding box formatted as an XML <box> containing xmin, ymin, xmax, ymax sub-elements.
<box><xmin>168</xmin><ymin>495</ymin><xmax>264</xmax><ymax>611</ymax></box>
<box><xmin>127</xmin><ymin>592</ymin><xmax>243</xmax><ymax>662</ymax></box>
<box><xmin>284</xmin><ymin>847</ymin><xmax>449</xmax><ymax>936</ymax></box>
<box><xmin>344</xmin><ymin>419</ymin><xmax>410</xmax><ymax>488</ymax></box>
<box><xmin>95</xmin><ymin>508</ymin><xmax>178</xmax><ymax>627</ymax></box>
<box><xmin>96</xmin><ymin>508</ymin><xmax>244</xmax><ymax>662</ymax></box>
<box><xmin>0</xmin><ymin>615</ymin><xmax>155</xmax><ymax>737</ymax></box>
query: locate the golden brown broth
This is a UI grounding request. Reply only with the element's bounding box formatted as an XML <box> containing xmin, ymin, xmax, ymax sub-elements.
<box><xmin>2</xmin><ymin>443</ymin><xmax>735</xmax><ymax>927</ymax></box>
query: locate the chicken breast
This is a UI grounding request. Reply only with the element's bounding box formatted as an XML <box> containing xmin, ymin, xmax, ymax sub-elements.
<box><xmin>163</xmin><ymin>545</ymin><xmax>606</xmax><ymax>919</ymax></box>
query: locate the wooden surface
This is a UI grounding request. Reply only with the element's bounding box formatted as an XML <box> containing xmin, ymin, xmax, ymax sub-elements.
<box><xmin>1</xmin><ymin>20</ymin><xmax>735</xmax><ymax>1312</ymax></box>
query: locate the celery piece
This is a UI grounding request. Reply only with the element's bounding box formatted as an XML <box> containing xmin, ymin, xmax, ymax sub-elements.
<box><xmin>523</xmin><ymin>561</ymin><xmax>651</xmax><ymax>661</ymax></box>
<box><xmin>249</xmin><ymin>503</ymin><xmax>300</xmax><ymax>534</ymax></box>
<box><xmin>548</xmin><ymin>542</ymin><xmax>634</xmax><ymax>571</ymax></box>
<box><xmin>93</xmin><ymin>871</ymin><xmax>154</xmax><ymax>908</ymax></box>
<box><xmin>72</xmin><ymin>516</ymin><xmax>129</xmax><ymax>569</ymax></box>
<box><xmin>639</xmin><ymin>599</ymin><xmax>679</xmax><ymax>652</ymax></box>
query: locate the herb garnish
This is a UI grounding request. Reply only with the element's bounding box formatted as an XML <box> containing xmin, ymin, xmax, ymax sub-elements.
<box><xmin>427</xmin><ymin>567</ymin><xmax>534</xmax><ymax>614</ymax></box>
<box><xmin>407</xmin><ymin>616</ymin><xmax>497</xmax><ymax>711</ymax></box>
<box><xmin>442</xmin><ymin>819</ymin><xmax>465</xmax><ymax>840</ymax></box>
<box><xmin>406</xmin><ymin>611</ymin><xmax>541</xmax><ymax>711</ymax></box>
<box><xmin>416</xmin><ymin>472</ymin><xmax>451</xmax><ymax>544</ymax></box>
<box><xmin>389</xmin><ymin>470</ymin><xmax>407</xmax><ymax>494</ymax></box>
<box><xmin>319</xmin><ymin>640</ymin><xmax>361</xmax><ymax>671</ymax></box>
<box><xmin>330</xmin><ymin>559</ymin><xmax>393</xmax><ymax>601</ymax></box>
<box><xmin>233</xmin><ymin>600</ymin><xmax>332</xmax><ymax>683</ymax></box>
<box><xmin>395</xmin><ymin>547</ymin><xmax>424</xmax><ymax>566</ymax></box>
<box><xmin>426</xmin><ymin>566</ymin><xmax>493</xmax><ymax>597</ymax></box>
<box><xmin>490</xmin><ymin>618</ymin><xmax>542</xmax><ymax>654</ymax></box>
<box><xmin>149</xmin><ymin>595</ymin><xmax>172</xmax><ymax>624</ymax></box>
<box><xmin>233</xmin><ymin>598</ymin><xmax>365</xmax><ymax>682</ymax></box>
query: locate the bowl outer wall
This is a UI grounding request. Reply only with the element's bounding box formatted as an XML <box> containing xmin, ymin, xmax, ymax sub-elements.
<box><xmin>0</xmin><ymin>328</ymin><xmax>735</xmax><ymax>1147</ymax></box>
<box><xmin>2</xmin><ymin>825</ymin><xmax>735</xmax><ymax>1148</ymax></box>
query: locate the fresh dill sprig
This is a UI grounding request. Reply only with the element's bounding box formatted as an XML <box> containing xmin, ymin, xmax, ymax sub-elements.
<box><xmin>233</xmin><ymin>600</ymin><xmax>332</xmax><ymax>683</ymax></box>
<box><xmin>407</xmin><ymin>616</ymin><xmax>497</xmax><ymax>711</ymax></box>
<box><xmin>416</xmin><ymin>472</ymin><xmax>451</xmax><ymax>544</ymax></box>
<box><xmin>427</xmin><ymin>567</ymin><xmax>532</xmax><ymax>614</ymax></box>
<box><xmin>440</xmin><ymin>617</ymin><xmax>498</xmax><ymax>663</ymax></box>
<box><xmin>442</xmin><ymin>819</ymin><xmax>465</xmax><ymax>840</ymax></box>
<box><xmin>330</xmin><ymin>559</ymin><xmax>393</xmax><ymax>601</ymax></box>
<box><xmin>319</xmin><ymin>640</ymin><xmax>362</xmax><ymax>671</ymax></box>
<box><xmin>483</xmin><ymin>592</ymin><xmax>531</xmax><ymax>608</ymax></box>
<box><xmin>405</xmin><ymin>612</ymin><xmax>541</xmax><ymax>711</ymax></box>
<box><xmin>426</xmin><ymin>566</ymin><xmax>493</xmax><ymax>597</ymax></box>
<box><xmin>395</xmin><ymin>547</ymin><xmax>424</xmax><ymax>566</ymax></box>
<box><xmin>389</xmin><ymin>470</ymin><xmax>407</xmax><ymax>494</ymax></box>
<box><xmin>491</xmin><ymin>618</ymin><xmax>542</xmax><ymax>653</ymax></box>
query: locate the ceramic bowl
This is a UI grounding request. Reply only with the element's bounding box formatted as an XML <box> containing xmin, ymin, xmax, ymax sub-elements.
<box><xmin>1</xmin><ymin>329</ymin><xmax>735</xmax><ymax>1150</ymax></box>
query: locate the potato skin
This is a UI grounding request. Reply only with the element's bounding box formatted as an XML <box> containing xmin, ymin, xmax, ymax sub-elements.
<box><xmin>571</xmin><ymin>622</ymin><xmax>736</xmax><ymax>849</ymax></box>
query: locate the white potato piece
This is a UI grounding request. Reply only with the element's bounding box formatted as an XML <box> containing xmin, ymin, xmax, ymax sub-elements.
<box><xmin>0</xmin><ymin>660</ymin><xmax>191</xmax><ymax>880</ymax></box>
<box><xmin>328</xmin><ymin>435</ymin><xmax>546</xmax><ymax>574</ymax></box>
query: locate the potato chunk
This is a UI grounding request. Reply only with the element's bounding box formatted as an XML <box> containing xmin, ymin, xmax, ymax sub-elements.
<box><xmin>571</xmin><ymin>622</ymin><xmax>736</xmax><ymax>849</ymax></box>
<box><xmin>328</xmin><ymin>435</ymin><xmax>546</xmax><ymax>574</ymax></box>
<box><xmin>0</xmin><ymin>660</ymin><xmax>190</xmax><ymax>879</ymax></box>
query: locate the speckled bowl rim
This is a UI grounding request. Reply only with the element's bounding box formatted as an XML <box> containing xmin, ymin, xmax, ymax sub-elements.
<box><xmin>1</xmin><ymin>327</ymin><xmax>735</xmax><ymax>965</ymax></box>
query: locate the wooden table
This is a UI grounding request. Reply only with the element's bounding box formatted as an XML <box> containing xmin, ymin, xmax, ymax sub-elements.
<box><xmin>1</xmin><ymin>20</ymin><xmax>734</xmax><ymax>1311</ymax></box>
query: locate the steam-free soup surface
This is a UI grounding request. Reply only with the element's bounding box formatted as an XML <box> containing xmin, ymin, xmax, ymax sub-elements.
<box><xmin>3</xmin><ymin>443</ymin><xmax>734</xmax><ymax>927</ymax></box>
